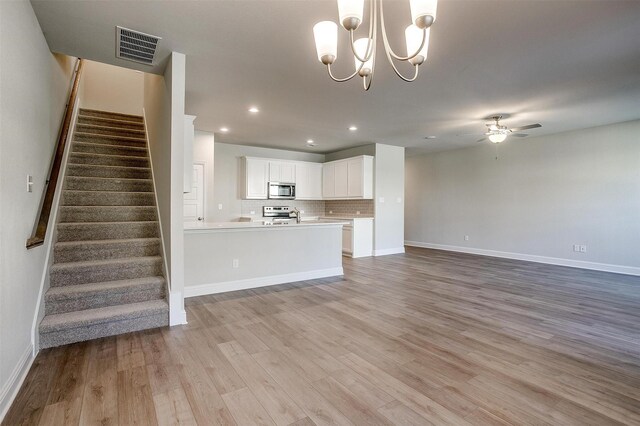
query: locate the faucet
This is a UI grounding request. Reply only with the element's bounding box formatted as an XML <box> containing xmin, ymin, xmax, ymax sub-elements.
<box><xmin>291</xmin><ymin>207</ymin><xmax>301</xmax><ymax>224</ymax></box>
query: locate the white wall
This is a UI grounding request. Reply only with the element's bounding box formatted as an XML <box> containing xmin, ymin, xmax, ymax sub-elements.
<box><xmin>405</xmin><ymin>120</ymin><xmax>640</xmax><ymax>273</ymax></box>
<box><xmin>193</xmin><ymin>130</ymin><xmax>215</xmax><ymax>220</ymax></box>
<box><xmin>0</xmin><ymin>1</ymin><xmax>76</xmax><ymax>419</ymax></box>
<box><xmin>143</xmin><ymin>52</ymin><xmax>187</xmax><ymax>325</ymax></box>
<box><xmin>213</xmin><ymin>143</ymin><xmax>325</xmax><ymax>222</ymax></box>
<box><xmin>80</xmin><ymin>60</ymin><xmax>143</xmax><ymax>115</ymax></box>
<box><xmin>374</xmin><ymin>144</ymin><xmax>405</xmax><ymax>255</ymax></box>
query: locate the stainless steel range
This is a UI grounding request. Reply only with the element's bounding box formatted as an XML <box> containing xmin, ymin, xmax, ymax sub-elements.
<box><xmin>263</xmin><ymin>206</ymin><xmax>293</xmax><ymax>225</ymax></box>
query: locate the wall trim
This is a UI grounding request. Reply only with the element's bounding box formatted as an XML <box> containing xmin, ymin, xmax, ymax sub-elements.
<box><xmin>374</xmin><ymin>247</ymin><xmax>406</xmax><ymax>256</ymax></box>
<box><xmin>184</xmin><ymin>267</ymin><xmax>344</xmax><ymax>298</ymax></box>
<box><xmin>0</xmin><ymin>344</ymin><xmax>35</xmax><ymax>423</ymax></box>
<box><xmin>169</xmin><ymin>291</ymin><xmax>187</xmax><ymax>325</ymax></box>
<box><xmin>405</xmin><ymin>241</ymin><xmax>640</xmax><ymax>276</ymax></box>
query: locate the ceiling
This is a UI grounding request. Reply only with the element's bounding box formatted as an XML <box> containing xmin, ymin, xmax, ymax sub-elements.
<box><xmin>32</xmin><ymin>0</ymin><xmax>640</xmax><ymax>155</ymax></box>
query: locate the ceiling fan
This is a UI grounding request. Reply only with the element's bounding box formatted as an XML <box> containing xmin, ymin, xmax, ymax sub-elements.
<box><xmin>477</xmin><ymin>115</ymin><xmax>542</xmax><ymax>144</ymax></box>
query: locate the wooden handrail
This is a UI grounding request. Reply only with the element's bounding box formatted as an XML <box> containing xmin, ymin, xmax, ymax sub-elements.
<box><xmin>27</xmin><ymin>59</ymin><xmax>84</xmax><ymax>249</ymax></box>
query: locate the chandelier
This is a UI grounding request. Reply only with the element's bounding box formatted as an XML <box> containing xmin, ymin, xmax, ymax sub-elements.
<box><xmin>312</xmin><ymin>0</ymin><xmax>438</xmax><ymax>91</ymax></box>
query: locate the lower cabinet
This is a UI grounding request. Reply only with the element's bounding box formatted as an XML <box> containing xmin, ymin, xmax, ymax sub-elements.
<box><xmin>330</xmin><ymin>217</ymin><xmax>373</xmax><ymax>258</ymax></box>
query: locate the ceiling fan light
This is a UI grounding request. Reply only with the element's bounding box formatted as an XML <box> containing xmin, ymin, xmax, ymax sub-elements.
<box><xmin>488</xmin><ymin>133</ymin><xmax>507</xmax><ymax>144</ymax></box>
<box><xmin>313</xmin><ymin>21</ymin><xmax>338</xmax><ymax>64</ymax></box>
<box><xmin>405</xmin><ymin>25</ymin><xmax>430</xmax><ymax>66</ymax></box>
<box><xmin>354</xmin><ymin>38</ymin><xmax>374</xmax><ymax>76</ymax></box>
<box><xmin>410</xmin><ymin>0</ymin><xmax>437</xmax><ymax>29</ymax></box>
<box><xmin>338</xmin><ymin>0</ymin><xmax>364</xmax><ymax>30</ymax></box>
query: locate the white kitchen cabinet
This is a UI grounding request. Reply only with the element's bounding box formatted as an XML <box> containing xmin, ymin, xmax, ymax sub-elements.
<box><xmin>242</xmin><ymin>157</ymin><xmax>269</xmax><ymax>199</ymax></box>
<box><xmin>324</xmin><ymin>217</ymin><xmax>374</xmax><ymax>258</ymax></box>
<box><xmin>183</xmin><ymin>115</ymin><xmax>196</xmax><ymax>193</ymax></box>
<box><xmin>322</xmin><ymin>155</ymin><xmax>373</xmax><ymax>199</ymax></box>
<box><xmin>295</xmin><ymin>162</ymin><xmax>322</xmax><ymax>200</ymax></box>
<box><xmin>269</xmin><ymin>161</ymin><xmax>296</xmax><ymax>183</ymax></box>
<box><xmin>322</xmin><ymin>162</ymin><xmax>335</xmax><ymax>198</ymax></box>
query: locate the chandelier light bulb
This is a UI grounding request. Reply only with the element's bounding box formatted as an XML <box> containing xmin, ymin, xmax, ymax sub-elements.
<box><xmin>338</xmin><ymin>0</ymin><xmax>365</xmax><ymax>30</ymax></box>
<box><xmin>488</xmin><ymin>133</ymin><xmax>507</xmax><ymax>144</ymax></box>
<box><xmin>410</xmin><ymin>0</ymin><xmax>438</xmax><ymax>29</ymax></box>
<box><xmin>405</xmin><ymin>25</ymin><xmax>430</xmax><ymax>66</ymax></box>
<box><xmin>313</xmin><ymin>21</ymin><xmax>338</xmax><ymax>64</ymax></box>
<box><xmin>353</xmin><ymin>38</ymin><xmax>374</xmax><ymax>76</ymax></box>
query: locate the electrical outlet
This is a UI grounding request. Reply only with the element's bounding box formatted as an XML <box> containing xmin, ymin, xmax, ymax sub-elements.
<box><xmin>396</xmin><ymin>197</ymin><xmax>402</xmax><ymax>203</ymax></box>
<box><xmin>573</xmin><ymin>244</ymin><xmax>580</xmax><ymax>252</ymax></box>
<box><xmin>250</xmin><ymin>210</ymin><xmax>255</xmax><ymax>215</ymax></box>
<box><xmin>218</xmin><ymin>203</ymin><xmax>223</xmax><ymax>210</ymax></box>
<box><xmin>329</xmin><ymin>210</ymin><xmax>333</xmax><ymax>214</ymax></box>
<box><xmin>300</xmin><ymin>210</ymin><xmax>304</xmax><ymax>213</ymax></box>
<box><xmin>464</xmin><ymin>235</ymin><xmax>469</xmax><ymax>241</ymax></box>
<box><xmin>356</xmin><ymin>211</ymin><xmax>360</xmax><ymax>215</ymax></box>
<box><xmin>379</xmin><ymin>197</ymin><xmax>385</xmax><ymax>203</ymax></box>
<box><xmin>580</xmin><ymin>245</ymin><xmax>587</xmax><ymax>253</ymax></box>
<box><xmin>232</xmin><ymin>259</ymin><xmax>239</xmax><ymax>268</ymax></box>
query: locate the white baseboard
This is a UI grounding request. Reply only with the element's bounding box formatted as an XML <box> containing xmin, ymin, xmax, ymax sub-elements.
<box><xmin>184</xmin><ymin>267</ymin><xmax>344</xmax><ymax>298</ymax></box>
<box><xmin>0</xmin><ymin>345</ymin><xmax>35</xmax><ymax>423</ymax></box>
<box><xmin>374</xmin><ymin>247</ymin><xmax>406</xmax><ymax>256</ymax></box>
<box><xmin>169</xmin><ymin>291</ymin><xmax>187</xmax><ymax>326</ymax></box>
<box><xmin>405</xmin><ymin>241</ymin><xmax>640</xmax><ymax>276</ymax></box>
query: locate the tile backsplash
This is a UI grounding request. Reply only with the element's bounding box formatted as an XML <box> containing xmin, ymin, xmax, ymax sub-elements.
<box><xmin>325</xmin><ymin>200</ymin><xmax>374</xmax><ymax>216</ymax></box>
<box><xmin>240</xmin><ymin>200</ymin><xmax>326</xmax><ymax>219</ymax></box>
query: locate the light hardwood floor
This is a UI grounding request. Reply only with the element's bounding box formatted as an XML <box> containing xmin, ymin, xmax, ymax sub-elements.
<box><xmin>4</xmin><ymin>247</ymin><xmax>640</xmax><ymax>425</ymax></box>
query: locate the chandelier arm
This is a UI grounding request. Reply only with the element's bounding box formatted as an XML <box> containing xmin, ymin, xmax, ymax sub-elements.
<box><xmin>379</xmin><ymin>0</ymin><xmax>427</xmax><ymax>61</ymax></box>
<box><xmin>326</xmin><ymin>63</ymin><xmax>360</xmax><ymax>82</ymax></box>
<box><xmin>348</xmin><ymin>0</ymin><xmax>376</xmax><ymax>63</ymax></box>
<box><xmin>383</xmin><ymin>44</ymin><xmax>420</xmax><ymax>82</ymax></box>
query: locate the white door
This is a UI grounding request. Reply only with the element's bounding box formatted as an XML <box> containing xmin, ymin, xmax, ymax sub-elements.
<box><xmin>184</xmin><ymin>164</ymin><xmax>204</xmax><ymax>222</ymax></box>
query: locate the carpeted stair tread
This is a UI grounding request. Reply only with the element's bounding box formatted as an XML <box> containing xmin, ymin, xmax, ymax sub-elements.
<box><xmin>54</xmin><ymin>237</ymin><xmax>161</xmax><ymax>262</ymax></box>
<box><xmin>65</xmin><ymin>176</ymin><xmax>153</xmax><ymax>192</ymax></box>
<box><xmin>49</xmin><ymin>256</ymin><xmax>163</xmax><ymax>287</ymax></box>
<box><xmin>76</xmin><ymin>123</ymin><xmax>145</xmax><ymax>138</ymax></box>
<box><xmin>45</xmin><ymin>277</ymin><xmax>166</xmax><ymax>314</ymax></box>
<box><xmin>72</xmin><ymin>141</ymin><xmax>148</xmax><ymax>156</ymax></box>
<box><xmin>62</xmin><ymin>190</ymin><xmax>155</xmax><ymax>206</ymax></box>
<box><xmin>66</xmin><ymin>164</ymin><xmax>151</xmax><ymax>179</ymax></box>
<box><xmin>59</xmin><ymin>206</ymin><xmax>157</xmax><ymax>222</ymax></box>
<box><xmin>57</xmin><ymin>221</ymin><xmax>159</xmax><ymax>242</ymax></box>
<box><xmin>74</xmin><ymin>132</ymin><xmax>146</xmax><ymax>147</ymax></box>
<box><xmin>40</xmin><ymin>300</ymin><xmax>168</xmax><ymax>333</ymax></box>
<box><xmin>79</xmin><ymin>108</ymin><xmax>143</xmax><ymax>122</ymax></box>
<box><xmin>77</xmin><ymin>116</ymin><xmax>145</xmax><ymax>130</ymax></box>
<box><xmin>69</xmin><ymin>152</ymin><xmax>150</xmax><ymax>167</ymax></box>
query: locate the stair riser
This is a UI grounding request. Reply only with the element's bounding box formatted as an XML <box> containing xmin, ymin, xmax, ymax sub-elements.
<box><xmin>46</xmin><ymin>286</ymin><xmax>165</xmax><ymax>315</ymax></box>
<box><xmin>39</xmin><ymin>311</ymin><xmax>168</xmax><ymax>349</ymax></box>
<box><xmin>74</xmin><ymin>133</ymin><xmax>146</xmax><ymax>148</ymax></box>
<box><xmin>76</xmin><ymin>124</ymin><xmax>145</xmax><ymax>138</ymax></box>
<box><xmin>57</xmin><ymin>222</ymin><xmax>159</xmax><ymax>242</ymax></box>
<box><xmin>65</xmin><ymin>177</ymin><xmax>153</xmax><ymax>192</ymax></box>
<box><xmin>50</xmin><ymin>260</ymin><xmax>164</xmax><ymax>287</ymax></box>
<box><xmin>77</xmin><ymin>116</ymin><xmax>145</xmax><ymax>131</ymax></box>
<box><xmin>70</xmin><ymin>153</ymin><xmax>149</xmax><ymax>168</ymax></box>
<box><xmin>73</xmin><ymin>143</ymin><xmax>147</xmax><ymax>157</ymax></box>
<box><xmin>54</xmin><ymin>239</ymin><xmax>161</xmax><ymax>263</ymax></box>
<box><xmin>59</xmin><ymin>206</ymin><xmax>157</xmax><ymax>223</ymax></box>
<box><xmin>79</xmin><ymin>109</ymin><xmax>144</xmax><ymax>123</ymax></box>
<box><xmin>66</xmin><ymin>164</ymin><xmax>151</xmax><ymax>179</ymax></box>
<box><xmin>63</xmin><ymin>191</ymin><xmax>155</xmax><ymax>206</ymax></box>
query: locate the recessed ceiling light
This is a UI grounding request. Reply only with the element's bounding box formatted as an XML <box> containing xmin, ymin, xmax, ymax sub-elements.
<box><xmin>425</xmin><ymin>135</ymin><xmax>437</xmax><ymax>139</ymax></box>
<box><xmin>248</xmin><ymin>106</ymin><xmax>259</xmax><ymax>113</ymax></box>
<box><xmin>306</xmin><ymin>139</ymin><xmax>316</xmax><ymax>146</ymax></box>
<box><xmin>349</xmin><ymin>126</ymin><xmax>358</xmax><ymax>131</ymax></box>
<box><xmin>220</xmin><ymin>127</ymin><xmax>229</xmax><ymax>132</ymax></box>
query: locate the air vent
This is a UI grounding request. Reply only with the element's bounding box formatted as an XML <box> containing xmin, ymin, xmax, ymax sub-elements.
<box><xmin>116</xmin><ymin>26</ymin><xmax>161</xmax><ymax>65</ymax></box>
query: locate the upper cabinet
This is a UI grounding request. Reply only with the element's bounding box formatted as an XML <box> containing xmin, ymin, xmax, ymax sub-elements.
<box><xmin>296</xmin><ymin>162</ymin><xmax>322</xmax><ymax>200</ymax></box>
<box><xmin>269</xmin><ymin>161</ymin><xmax>296</xmax><ymax>183</ymax></box>
<box><xmin>183</xmin><ymin>115</ymin><xmax>196</xmax><ymax>193</ymax></box>
<box><xmin>242</xmin><ymin>157</ymin><xmax>269</xmax><ymax>199</ymax></box>
<box><xmin>323</xmin><ymin>155</ymin><xmax>373</xmax><ymax>200</ymax></box>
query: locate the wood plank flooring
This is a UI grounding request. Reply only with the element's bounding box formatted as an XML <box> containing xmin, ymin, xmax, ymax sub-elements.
<box><xmin>4</xmin><ymin>247</ymin><xmax>640</xmax><ymax>425</ymax></box>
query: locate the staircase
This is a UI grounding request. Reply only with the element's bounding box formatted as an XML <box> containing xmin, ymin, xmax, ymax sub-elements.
<box><xmin>39</xmin><ymin>108</ymin><xmax>169</xmax><ymax>349</ymax></box>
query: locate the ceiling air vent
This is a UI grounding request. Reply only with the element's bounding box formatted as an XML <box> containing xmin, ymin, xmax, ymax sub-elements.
<box><xmin>116</xmin><ymin>26</ymin><xmax>161</xmax><ymax>65</ymax></box>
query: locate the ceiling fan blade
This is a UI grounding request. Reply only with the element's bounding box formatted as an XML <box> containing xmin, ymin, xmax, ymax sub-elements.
<box><xmin>476</xmin><ymin>138</ymin><xmax>487</xmax><ymax>143</ymax></box>
<box><xmin>509</xmin><ymin>123</ymin><xmax>541</xmax><ymax>132</ymax></box>
<box><xmin>511</xmin><ymin>133</ymin><xmax>528</xmax><ymax>137</ymax></box>
<box><xmin>456</xmin><ymin>133</ymin><xmax>486</xmax><ymax>137</ymax></box>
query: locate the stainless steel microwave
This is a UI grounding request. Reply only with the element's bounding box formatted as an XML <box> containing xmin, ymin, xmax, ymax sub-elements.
<box><xmin>268</xmin><ymin>182</ymin><xmax>296</xmax><ymax>199</ymax></box>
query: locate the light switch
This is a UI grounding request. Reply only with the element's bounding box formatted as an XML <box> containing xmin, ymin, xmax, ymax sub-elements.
<box><xmin>218</xmin><ymin>203</ymin><xmax>223</xmax><ymax>210</ymax></box>
<box><xmin>379</xmin><ymin>197</ymin><xmax>385</xmax><ymax>203</ymax></box>
<box><xmin>27</xmin><ymin>175</ymin><xmax>33</xmax><ymax>193</ymax></box>
<box><xmin>396</xmin><ymin>197</ymin><xmax>402</xmax><ymax>203</ymax></box>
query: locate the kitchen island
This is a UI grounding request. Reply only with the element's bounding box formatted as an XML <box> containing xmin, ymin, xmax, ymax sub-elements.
<box><xmin>183</xmin><ymin>220</ymin><xmax>346</xmax><ymax>297</ymax></box>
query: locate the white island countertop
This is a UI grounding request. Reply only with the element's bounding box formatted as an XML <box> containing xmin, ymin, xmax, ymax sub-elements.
<box><xmin>184</xmin><ymin>219</ymin><xmax>348</xmax><ymax>232</ymax></box>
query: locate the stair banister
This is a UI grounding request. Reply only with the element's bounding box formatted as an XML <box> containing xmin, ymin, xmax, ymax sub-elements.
<box><xmin>27</xmin><ymin>58</ymin><xmax>84</xmax><ymax>249</ymax></box>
